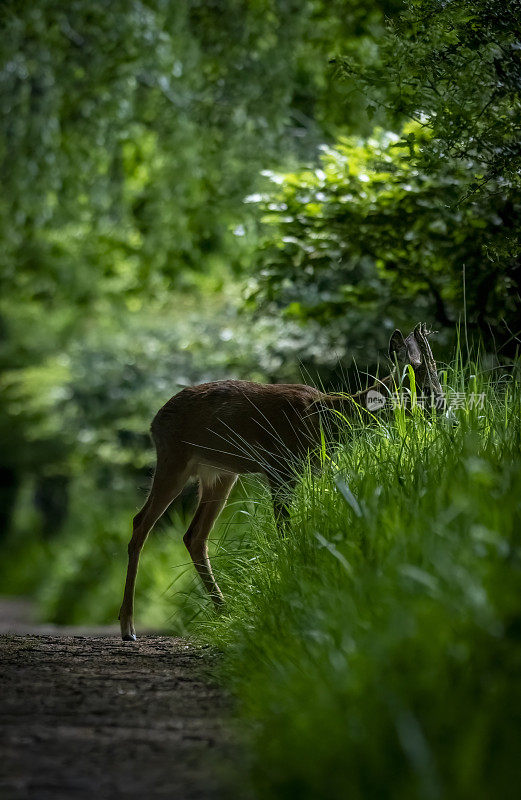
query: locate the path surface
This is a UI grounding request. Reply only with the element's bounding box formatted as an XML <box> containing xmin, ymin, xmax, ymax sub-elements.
<box><xmin>0</xmin><ymin>602</ymin><xmax>231</xmax><ymax>799</ymax></box>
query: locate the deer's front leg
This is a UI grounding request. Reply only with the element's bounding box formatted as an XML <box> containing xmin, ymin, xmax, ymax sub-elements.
<box><xmin>119</xmin><ymin>459</ymin><xmax>190</xmax><ymax>641</ymax></box>
<box><xmin>119</xmin><ymin>520</ymin><xmax>147</xmax><ymax>641</ymax></box>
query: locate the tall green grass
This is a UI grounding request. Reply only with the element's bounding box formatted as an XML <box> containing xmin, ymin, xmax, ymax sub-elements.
<box><xmin>201</xmin><ymin>359</ymin><xmax>521</xmax><ymax>799</ymax></box>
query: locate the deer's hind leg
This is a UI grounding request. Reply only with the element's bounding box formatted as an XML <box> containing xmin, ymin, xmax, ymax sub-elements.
<box><xmin>183</xmin><ymin>471</ymin><xmax>237</xmax><ymax>606</ymax></box>
<box><xmin>119</xmin><ymin>456</ymin><xmax>190</xmax><ymax>641</ymax></box>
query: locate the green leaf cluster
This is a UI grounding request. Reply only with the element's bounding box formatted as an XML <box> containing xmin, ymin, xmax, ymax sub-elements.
<box><xmin>248</xmin><ymin>126</ymin><xmax>520</xmax><ymax>366</ymax></box>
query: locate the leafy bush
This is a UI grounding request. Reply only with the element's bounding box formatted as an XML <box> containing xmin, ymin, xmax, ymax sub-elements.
<box><xmin>246</xmin><ymin>128</ymin><xmax>521</xmax><ymax>370</ymax></box>
<box><xmin>337</xmin><ymin>0</ymin><xmax>521</xmax><ymax>199</ymax></box>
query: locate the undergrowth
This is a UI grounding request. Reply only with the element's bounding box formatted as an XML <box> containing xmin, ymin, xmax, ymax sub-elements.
<box><xmin>201</xmin><ymin>359</ymin><xmax>521</xmax><ymax>799</ymax></box>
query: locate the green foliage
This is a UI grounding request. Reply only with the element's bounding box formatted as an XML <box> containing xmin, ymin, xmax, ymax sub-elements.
<box><xmin>0</xmin><ymin>0</ymin><xmax>398</xmax><ymax>535</ymax></box>
<box><xmin>204</xmin><ymin>361</ymin><xmax>521</xmax><ymax>798</ymax></box>
<box><xmin>328</xmin><ymin>0</ymin><xmax>521</xmax><ymax>355</ymax></box>
<box><xmin>247</xmin><ymin>127</ymin><xmax>521</xmax><ymax>367</ymax></box>
<box><xmin>0</xmin><ymin>0</ymin><xmax>397</xmax><ymax>305</ymax></box>
<box><xmin>245</xmin><ymin>0</ymin><xmax>521</xmax><ymax>367</ymax></box>
<box><xmin>336</xmin><ymin>0</ymin><xmax>521</xmax><ymax>195</ymax></box>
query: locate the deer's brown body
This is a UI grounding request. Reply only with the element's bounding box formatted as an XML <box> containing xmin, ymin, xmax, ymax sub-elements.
<box><xmin>119</xmin><ymin>323</ymin><xmax>442</xmax><ymax>640</ymax></box>
<box><xmin>153</xmin><ymin>379</ymin><xmax>326</xmax><ymax>479</ymax></box>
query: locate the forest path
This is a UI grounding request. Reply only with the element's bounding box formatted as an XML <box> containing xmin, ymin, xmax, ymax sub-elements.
<box><xmin>0</xmin><ymin>601</ymin><xmax>230</xmax><ymax>799</ymax></box>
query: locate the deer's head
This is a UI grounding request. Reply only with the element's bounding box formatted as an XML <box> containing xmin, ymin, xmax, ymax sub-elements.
<box><xmin>389</xmin><ymin>322</ymin><xmax>444</xmax><ymax>402</ymax></box>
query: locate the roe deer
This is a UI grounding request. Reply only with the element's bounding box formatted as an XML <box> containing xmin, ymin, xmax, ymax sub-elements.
<box><xmin>119</xmin><ymin>322</ymin><xmax>443</xmax><ymax>640</ymax></box>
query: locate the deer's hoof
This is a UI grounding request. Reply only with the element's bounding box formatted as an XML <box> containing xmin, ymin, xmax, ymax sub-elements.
<box><xmin>122</xmin><ymin>633</ymin><xmax>137</xmax><ymax>642</ymax></box>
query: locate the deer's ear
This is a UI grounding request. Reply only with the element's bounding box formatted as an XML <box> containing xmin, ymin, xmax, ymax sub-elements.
<box><xmin>389</xmin><ymin>329</ymin><xmax>406</xmax><ymax>362</ymax></box>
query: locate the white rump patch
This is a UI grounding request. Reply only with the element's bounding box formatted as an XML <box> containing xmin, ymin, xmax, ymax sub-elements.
<box><xmin>195</xmin><ymin>464</ymin><xmax>234</xmax><ymax>487</ymax></box>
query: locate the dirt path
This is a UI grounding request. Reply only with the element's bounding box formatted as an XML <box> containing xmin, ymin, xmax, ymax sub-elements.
<box><xmin>0</xmin><ymin>604</ymin><xmax>231</xmax><ymax>799</ymax></box>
